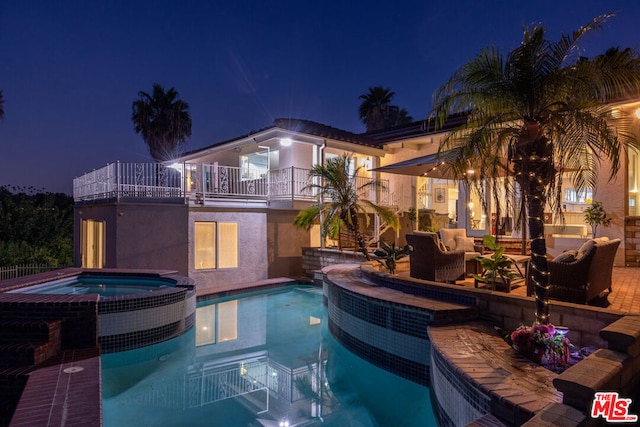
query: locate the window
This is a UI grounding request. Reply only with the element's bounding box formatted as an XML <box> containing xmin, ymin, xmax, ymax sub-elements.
<box><xmin>81</xmin><ymin>219</ymin><xmax>105</xmax><ymax>268</ymax></box>
<box><xmin>194</xmin><ymin>221</ymin><xmax>238</xmax><ymax>270</ymax></box>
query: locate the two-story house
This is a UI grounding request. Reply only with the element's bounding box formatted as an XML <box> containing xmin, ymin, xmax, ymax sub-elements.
<box><xmin>73</xmin><ymin>118</ymin><xmax>390</xmax><ymax>290</ymax></box>
<box><xmin>73</xmin><ymin>100</ymin><xmax>640</xmax><ymax>291</ymax></box>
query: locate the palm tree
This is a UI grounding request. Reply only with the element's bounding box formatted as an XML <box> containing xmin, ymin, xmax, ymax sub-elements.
<box><xmin>385</xmin><ymin>105</ymin><xmax>414</xmax><ymax>128</ymax></box>
<box><xmin>430</xmin><ymin>14</ymin><xmax>640</xmax><ymax>324</ymax></box>
<box><xmin>0</xmin><ymin>89</ymin><xmax>5</xmax><ymax>121</ymax></box>
<box><xmin>293</xmin><ymin>154</ymin><xmax>399</xmax><ymax>260</ymax></box>
<box><xmin>359</xmin><ymin>86</ymin><xmax>395</xmax><ymax>132</ymax></box>
<box><xmin>131</xmin><ymin>83</ymin><xmax>192</xmax><ymax>162</ymax></box>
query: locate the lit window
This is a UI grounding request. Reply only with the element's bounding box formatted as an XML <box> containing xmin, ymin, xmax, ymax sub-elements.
<box><xmin>194</xmin><ymin>221</ymin><xmax>238</xmax><ymax>270</ymax></box>
<box><xmin>217</xmin><ymin>300</ymin><xmax>238</xmax><ymax>342</ymax></box>
<box><xmin>218</xmin><ymin>223</ymin><xmax>238</xmax><ymax>268</ymax></box>
<box><xmin>194</xmin><ymin>222</ymin><xmax>216</xmax><ymax>269</ymax></box>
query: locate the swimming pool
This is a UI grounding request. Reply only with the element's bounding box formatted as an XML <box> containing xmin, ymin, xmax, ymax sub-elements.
<box><xmin>101</xmin><ymin>286</ymin><xmax>438</xmax><ymax>426</ymax></box>
<box><xmin>8</xmin><ymin>274</ymin><xmax>175</xmax><ymax>296</ymax></box>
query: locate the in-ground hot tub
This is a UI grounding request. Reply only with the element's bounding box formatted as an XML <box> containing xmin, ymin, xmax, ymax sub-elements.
<box><xmin>9</xmin><ymin>274</ymin><xmax>177</xmax><ymax>296</ymax></box>
<box><xmin>3</xmin><ymin>270</ymin><xmax>196</xmax><ymax>353</ymax></box>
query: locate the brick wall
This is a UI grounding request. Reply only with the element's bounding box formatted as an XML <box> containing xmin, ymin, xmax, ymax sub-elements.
<box><xmin>625</xmin><ymin>216</ymin><xmax>640</xmax><ymax>267</ymax></box>
<box><xmin>0</xmin><ymin>294</ymin><xmax>98</xmax><ymax>349</ymax></box>
<box><xmin>302</xmin><ymin>247</ymin><xmax>367</xmax><ymax>276</ymax></box>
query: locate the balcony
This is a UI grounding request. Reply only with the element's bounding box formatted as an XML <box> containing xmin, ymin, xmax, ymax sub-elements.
<box><xmin>73</xmin><ymin>162</ymin><xmax>389</xmax><ymax>208</ymax></box>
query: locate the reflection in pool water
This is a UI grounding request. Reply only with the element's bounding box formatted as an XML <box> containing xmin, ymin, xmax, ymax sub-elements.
<box><xmin>101</xmin><ymin>286</ymin><xmax>437</xmax><ymax>426</ymax></box>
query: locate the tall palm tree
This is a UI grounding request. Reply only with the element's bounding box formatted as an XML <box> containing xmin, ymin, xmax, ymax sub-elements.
<box><xmin>131</xmin><ymin>83</ymin><xmax>192</xmax><ymax>162</ymax></box>
<box><xmin>0</xmin><ymin>89</ymin><xmax>5</xmax><ymax>121</ymax></box>
<box><xmin>430</xmin><ymin>14</ymin><xmax>640</xmax><ymax>324</ymax></box>
<box><xmin>293</xmin><ymin>154</ymin><xmax>399</xmax><ymax>260</ymax></box>
<box><xmin>359</xmin><ymin>86</ymin><xmax>395</xmax><ymax>132</ymax></box>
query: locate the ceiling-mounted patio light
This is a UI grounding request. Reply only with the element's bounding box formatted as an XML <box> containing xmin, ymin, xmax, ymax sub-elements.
<box><xmin>280</xmin><ymin>138</ymin><xmax>292</xmax><ymax>147</ymax></box>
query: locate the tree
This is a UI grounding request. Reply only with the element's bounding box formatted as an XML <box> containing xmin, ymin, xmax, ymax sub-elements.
<box><xmin>0</xmin><ymin>186</ymin><xmax>74</xmax><ymax>266</ymax></box>
<box><xmin>293</xmin><ymin>154</ymin><xmax>399</xmax><ymax>260</ymax></box>
<box><xmin>131</xmin><ymin>83</ymin><xmax>192</xmax><ymax>162</ymax></box>
<box><xmin>0</xmin><ymin>89</ymin><xmax>5</xmax><ymax>121</ymax></box>
<box><xmin>430</xmin><ymin>14</ymin><xmax>640</xmax><ymax>324</ymax></box>
<box><xmin>359</xmin><ymin>86</ymin><xmax>413</xmax><ymax>132</ymax></box>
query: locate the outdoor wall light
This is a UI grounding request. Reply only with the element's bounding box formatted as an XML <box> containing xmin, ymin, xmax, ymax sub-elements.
<box><xmin>280</xmin><ymin>137</ymin><xmax>292</xmax><ymax>146</ymax></box>
<box><xmin>635</xmin><ymin>108</ymin><xmax>640</xmax><ymax>119</ymax></box>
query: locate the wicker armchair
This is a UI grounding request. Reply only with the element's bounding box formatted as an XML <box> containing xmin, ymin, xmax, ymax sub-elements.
<box><xmin>406</xmin><ymin>232</ymin><xmax>465</xmax><ymax>283</ymax></box>
<box><xmin>530</xmin><ymin>237</ymin><xmax>620</xmax><ymax>304</ymax></box>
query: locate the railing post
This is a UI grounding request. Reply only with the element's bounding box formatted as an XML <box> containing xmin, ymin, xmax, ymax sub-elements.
<box><xmin>116</xmin><ymin>161</ymin><xmax>121</xmax><ymax>202</ymax></box>
<box><xmin>291</xmin><ymin>166</ymin><xmax>295</xmax><ymax>203</ymax></box>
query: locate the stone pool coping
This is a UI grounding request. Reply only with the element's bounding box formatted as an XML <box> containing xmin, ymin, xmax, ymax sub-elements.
<box><xmin>3</xmin><ymin>272</ymin><xmax>304</xmax><ymax>426</ymax></box>
<box><xmin>428</xmin><ymin>322</ymin><xmax>561</xmax><ymax>426</ymax></box>
<box><xmin>323</xmin><ymin>264</ymin><xmax>568</xmax><ymax>425</ymax></box>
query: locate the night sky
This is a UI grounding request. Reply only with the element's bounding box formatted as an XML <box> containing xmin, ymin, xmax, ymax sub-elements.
<box><xmin>1</xmin><ymin>0</ymin><xmax>639</xmax><ymax>194</ymax></box>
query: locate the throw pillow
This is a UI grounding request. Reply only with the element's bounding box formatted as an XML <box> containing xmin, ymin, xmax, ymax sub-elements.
<box><xmin>455</xmin><ymin>236</ymin><xmax>476</xmax><ymax>252</ymax></box>
<box><xmin>438</xmin><ymin>240</ymin><xmax>448</xmax><ymax>252</ymax></box>
<box><xmin>576</xmin><ymin>239</ymin><xmax>596</xmax><ymax>259</ymax></box>
<box><xmin>553</xmin><ymin>251</ymin><xmax>577</xmax><ymax>263</ymax></box>
<box><xmin>443</xmin><ymin>235</ymin><xmax>457</xmax><ymax>251</ymax></box>
<box><xmin>593</xmin><ymin>237</ymin><xmax>610</xmax><ymax>245</ymax></box>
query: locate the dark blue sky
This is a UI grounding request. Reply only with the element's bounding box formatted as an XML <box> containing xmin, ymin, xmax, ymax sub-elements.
<box><xmin>1</xmin><ymin>0</ymin><xmax>639</xmax><ymax>194</ymax></box>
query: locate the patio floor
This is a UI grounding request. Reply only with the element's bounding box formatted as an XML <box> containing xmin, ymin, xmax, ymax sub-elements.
<box><xmin>457</xmin><ymin>266</ymin><xmax>640</xmax><ymax>314</ymax></box>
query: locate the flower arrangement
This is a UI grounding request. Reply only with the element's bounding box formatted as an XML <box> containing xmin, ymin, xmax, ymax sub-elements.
<box><xmin>508</xmin><ymin>323</ymin><xmax>572</xmax><ymax>368</ymax></box>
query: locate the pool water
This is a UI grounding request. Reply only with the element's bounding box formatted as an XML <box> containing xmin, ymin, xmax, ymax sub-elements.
<box><xmin>10</xmin><ymin>275</ymin><xmax>174</xmax><ymax>296</ymax></box>
<box><xmin>101</xmin><ymin>286</ymin><xmax>438</xmax><ymax>426</ymax></box>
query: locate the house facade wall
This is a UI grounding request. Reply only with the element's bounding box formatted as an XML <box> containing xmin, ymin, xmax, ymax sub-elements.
<box><xmin>266</xmin><ymin>209</ymin><xmax>311</xmax><ymax>279</ymax></box>
<box><xmin>74</xmin><ymin>202</ymin><xmax>189</xmax><ymax>274</ymax></box>
<box><xmin>188</xmin><ymin>208</ymin><xmax>269</xmax><ymax>291</ymax></box>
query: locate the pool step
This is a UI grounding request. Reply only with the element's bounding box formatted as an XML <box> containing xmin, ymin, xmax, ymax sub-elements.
<box><xmin>0</xmin><ymin>319</ymin><xmax>62</xmax><ymax>367</ymax></box>
<box><xmin>0</xmin><ymin>319</ymin><xmax>62</xmax><ymax>344</ymax></box>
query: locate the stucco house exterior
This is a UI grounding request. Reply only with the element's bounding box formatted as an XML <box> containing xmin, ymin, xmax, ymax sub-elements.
<box><xmin>73</xmin><ymin>119</ymin><xmax>389</xmax><ymax>290</ymax></box>
<box><xmin>73</xmin><ymin>100</ymin><xmax>640</xmax><ymax>290</ymax></box>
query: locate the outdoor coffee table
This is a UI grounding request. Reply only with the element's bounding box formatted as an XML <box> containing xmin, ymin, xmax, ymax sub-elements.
<box><xmin>475</xmin><ymin>253</ymin><xmax>531</xmax><ymax>292</ymax></box>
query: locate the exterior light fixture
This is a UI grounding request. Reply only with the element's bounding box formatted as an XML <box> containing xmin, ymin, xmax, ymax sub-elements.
<box><xmin>635</xmin><ymin>108</ymin><xmax>640</xmax><ymax>119</ymax></box>
<box><xmin>280</xmin><ymin>138</ymin><xmax>292</xmax><ymax>147</ymax></box>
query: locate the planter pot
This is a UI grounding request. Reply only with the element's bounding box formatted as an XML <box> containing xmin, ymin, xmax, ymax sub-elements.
<box><xmin>474</xmin><ymin>277</ymin><xmax>517</xmax><ymax>292</ymax></box>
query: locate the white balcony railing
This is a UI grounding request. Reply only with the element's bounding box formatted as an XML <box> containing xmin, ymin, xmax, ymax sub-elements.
<box><xmin>73</xmin><ymin>162</ymin><xmax>389</xmax><ymax>206</ymax></box>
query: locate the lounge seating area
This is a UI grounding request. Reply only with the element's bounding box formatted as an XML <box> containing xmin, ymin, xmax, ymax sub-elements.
<box><xmin>439</xmin><ymin>228</ymin><xmax>484</xmax><ymax>275</ymax></box>
<box><xmin>527</xmin><ymin>236</ymin><xmax>621</xmax><ymax>304</ymax></box>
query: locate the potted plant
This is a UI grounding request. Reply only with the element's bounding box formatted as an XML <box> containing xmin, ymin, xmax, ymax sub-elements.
<box><xmin>472</xmin><ymin>235</ymin><xmax>517</xmax><ymax>290</ymax></box>
<box><xmin>373</xmin><ymin>240</ymin><xmax>412</xmax><ymax>275</ymax></box>
<box><xmin>584</xmin><ymin>201</ymin><xmax>612</xmax><ymax>237</ymax></box>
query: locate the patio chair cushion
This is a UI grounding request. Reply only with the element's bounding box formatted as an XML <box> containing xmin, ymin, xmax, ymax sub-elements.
<box><xmin>455</xmin><ymin>236</ymin><xmax>476</xmax><ymax>252</ymax></box>
<box><xmin>553</xmin><ymin>251</ymin><xmax>577</xmax><ymax>263</ymax></box>
<box><xmin>440</xmin><ymin>228</ymin><xmax>467</xmax><ymax>251</ymax></box>
<box><xmin>577</xmin><ymin>239</ymin><xmax>596</xmax><ymax>259</ymax></box>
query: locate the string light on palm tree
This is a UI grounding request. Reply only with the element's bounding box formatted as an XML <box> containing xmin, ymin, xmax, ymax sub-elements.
<box><xmin>430</xmin><ymin>14</ymin><xmax>640</xmax><ymax>324</ymax></box>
